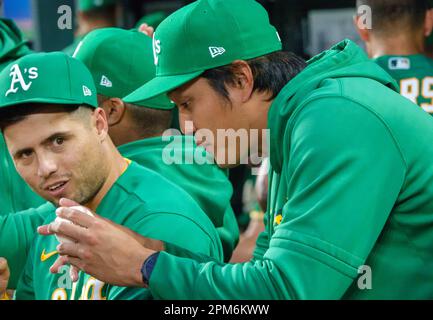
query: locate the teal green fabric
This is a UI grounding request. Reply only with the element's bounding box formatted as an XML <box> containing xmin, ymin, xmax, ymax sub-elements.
<box><xmin>0</xmin><ymin>202</ymin><xmax>53</xmax><ymax>288</ymax></box>
<box><xmin>15</xmin><ymin>162</ymin><xmax>223</xmax><ymax>299</ymax></box>
<box><xmin>148</xmin><ymin>39</ymin><xmax>433</xmax><ymax>299</ymax></box>
<box><xmin>0</xmin><ymin>52</ymin><xmax>97</xmax><ymax>109</ymax></box>
<box><xmin>375</xmin><ymin>54</ymin><xmax>433</xmax><ymax>114</ymax></box>
<box><xmin>118</xmin><ymin>135</ymin><xmax>239</xmax><ymax>261</ymax></box>
<box><xmin>124</xmin><ymin>0</ymin><xmax>282</xmax><ymax>103</ymax></box>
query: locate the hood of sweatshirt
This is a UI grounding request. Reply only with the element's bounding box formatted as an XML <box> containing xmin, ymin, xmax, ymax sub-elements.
<box><xmin>268</xmin><ymin>39</ymin><xmax>398</xmax><ymax>173</ymax></box>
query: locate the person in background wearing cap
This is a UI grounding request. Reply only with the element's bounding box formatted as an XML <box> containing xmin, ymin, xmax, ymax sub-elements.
<box><xmin>40</xmin><ymin>0</ymin><xmax>433</xmax><ymax>299</ymax></box>
<box><xmin>63</xmin><ymin>0</ymin><xmax>117</xmax><ymax>56</ymax></box>
<box><xmin>355</xmin><ymin>0</ymin><xmax>433</xmax><ymax>115</ymax></box>
<box><xmin>73</xmin><ymin>27</ymin><xmax>239</xmax><ymax>262</ymax></box>
<box><xmin>0</xmin><ymin>51</ymin><xmax>223</xmax><ymax>300</ymax></box>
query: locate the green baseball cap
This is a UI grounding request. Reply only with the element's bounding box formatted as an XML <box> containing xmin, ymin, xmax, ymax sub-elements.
<box><xmin>0</xmin><ymin>52</ymin><xmax>97</xmax><ymax>109</ymax></box>
<box><xmin>124</xmin><ymin>0</ymin><xmax>282</xmax><ymax>103</ymax></box>
<box><xmin>73</xmin><ymin>27</ymin><xmax>174</xmax><ymax>110</ymax></box>
<box><xmin>79</xmin><ymin>0</ymin><xmax>116</xmax><ymax>12</ymax></box>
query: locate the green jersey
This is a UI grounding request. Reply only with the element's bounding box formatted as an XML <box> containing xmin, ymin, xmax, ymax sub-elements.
<box><xmin>0</xmin><ymin>202</ymin><xmax>53</xmax><ymax>288</ymax></box>
<box><xmin>118</xmin><ymin>135</ymin><xmax>239</xmax><ymax>261</ymax></box>
<box><xmin>15</xmin><ymin>161</ymin><xmax>223</xmax><ymax>300</ymax></box>
<box><xmin>147</xmin><ymin>40</ymin><xmax>433</xmax><ymax>299</ymax></box>
<box><xmin>375</xmin><ymin>54</ymin><xmax>433</xmax><ymax>114</ymax></box>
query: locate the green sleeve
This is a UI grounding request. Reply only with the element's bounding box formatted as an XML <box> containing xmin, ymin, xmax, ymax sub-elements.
<box><xmin>106</xmin><ymin>211</ymin><xmax>223</xmax><ymax>300</ymax></box>
<box><xmin>251</xmin><ymin>212</ymin><xmax>270</xmax><ymax>262</ymax></box>
<box><xmin>0</xmin><ymin>202</ymin><xmax>53</xmax><ymax>289</ymax></box>
<box><xmin>135</xmin><ymin>212</ymin><xmax>222</xmax><ymax>258</ymax></box>
<box><xmin>217</xmin><ymin>206</ymin><xmax>239</xmax><ymax>262</ymax></box>
<box><xmin>107</xmin><ymin>286</ymin><xmax>153</xmax><ymax>300</ymax></box>
<box><xmin>147</xmin><ymin>98</ymin><xmax>406</xmax><ymax>299</ymax></box>
<box><xmin>14</xmin><ymin>239</ymin><xmax>36</xmax><ymax>300</ymax></box>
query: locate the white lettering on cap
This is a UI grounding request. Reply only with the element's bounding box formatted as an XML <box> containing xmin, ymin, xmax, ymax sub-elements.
<box><xmin>5</xmin><ymin>64</ymin><xmax>38</xmax><ymax>97</ymax></box>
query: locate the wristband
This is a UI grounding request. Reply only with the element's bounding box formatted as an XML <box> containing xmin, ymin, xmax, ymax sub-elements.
<box><xmin>141</xmin><ymin>252</ymin><xmax>160</xmax><ymax>286</ymax></box>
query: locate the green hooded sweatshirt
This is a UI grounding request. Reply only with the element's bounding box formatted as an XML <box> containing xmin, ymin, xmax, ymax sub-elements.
<box><xmin>118</xmin><ymin>135</ymin><xmax>239</xmax><ymax>262</ymax></box>
<box><xmin>0</xmin><ymin>19</ymin><xmax>46</xmax><ymax>215</ymax></box>
<box><xmin>147</xmin><ymin>39</ymin><xmax>433</xmax><ymax>299</ymax></box>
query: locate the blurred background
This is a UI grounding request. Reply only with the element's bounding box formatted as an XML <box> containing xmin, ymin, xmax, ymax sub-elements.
<box><xmin>0</xmin><ymin>0</ymin><xmax>362</xmax><ymax>57</ymax></box>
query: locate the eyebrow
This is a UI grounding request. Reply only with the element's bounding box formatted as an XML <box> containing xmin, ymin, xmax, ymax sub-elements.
<box><xmin>13</xmin><ymin>131</ymin><xmax>72</xmax><ymax>158</ymax></box>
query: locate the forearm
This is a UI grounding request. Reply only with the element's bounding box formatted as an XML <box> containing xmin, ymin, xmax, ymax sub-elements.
<box><xmin>147</xmin><ymin>248</ymin><xmax>356</xmax><ymax>300</ymax></box>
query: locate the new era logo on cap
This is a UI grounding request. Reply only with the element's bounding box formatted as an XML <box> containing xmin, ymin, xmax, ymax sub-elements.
<box><xmin>82</xmin><ymin>85</ymin><xmax>92</xmax><ymax>96</ymax></box>
<box><xmin>209</xmin><ymin>46</ymin><xmax>226</xmax><ymax>58</ymax></box>
<box><xmin>100</xmin><ymin>75</ymin><xmax>112</xmax><ymax>87</ymax></box>
<box><xmin>5</xmin><ymin>64</ymin><xmax>39</xmax><ymax>97</ymax></box>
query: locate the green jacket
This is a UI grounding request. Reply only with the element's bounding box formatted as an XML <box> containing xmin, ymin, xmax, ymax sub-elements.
<box><xmin>147</xmin><ymin>39</ymin><xmax>433</xmax><ymax>299</ymax></box>
<box><xmin>118</xmin><ymin>135</ymin><xmax>238</xmax><ymax>261</ymax></box>
<box><xmin>0</xmin><ymin>203</ymin><xmax>54</xmax><ymax>288</ymax></box>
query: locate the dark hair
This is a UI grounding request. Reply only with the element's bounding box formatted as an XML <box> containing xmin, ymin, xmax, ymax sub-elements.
<box><xmin>0</xmin><ymin>104</ymin><xmax>92</xmax><ymax>132</ymax></box>
<box><xmin>97</xmin><ymin>94</ymin><xmax>173</xmax><ymax>138</ymax></box>
<box><xmin>201</xmin><ymin>51</ymin><xmax>307</xmax><ymax>101</ymax></box>
<box><xmin>125</xmin><ymin>102</ymin><xmax>173</xmax><ymax>138</ymax></box>
<box><xmin>356</xmin><ymin>0</ymin><xmax>429</xmax><ymax>35</ymax></box>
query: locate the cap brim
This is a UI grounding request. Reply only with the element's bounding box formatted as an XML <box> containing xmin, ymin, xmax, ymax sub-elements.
<box><xmin>0</xmin><ymin>97</ymin><xmax>97</xmax><ymax>109</ymax></box>
<box><xmin>123</xmin><ymin>70</ymin><xmax>203</xmax><ymax>105</ymax></box>
<box><xmin>132</xmin><ymin>93</ymin><xmax>175</xmax><ymax>110</ymax></box>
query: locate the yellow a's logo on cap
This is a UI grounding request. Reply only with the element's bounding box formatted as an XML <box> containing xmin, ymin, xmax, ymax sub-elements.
<box><xmin>5</xmin><ymin>64</ymin><xmax>38</xmax><ymax>97</ymax></box>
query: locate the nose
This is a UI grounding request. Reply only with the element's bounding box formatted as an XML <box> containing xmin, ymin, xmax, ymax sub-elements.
<box><xmin>37</xmin><ymin>153</ymin><xmax>58</xmax><ymax>179</ymax></box>
<box><xmin>179</xmin><ymin>111</ymin><xmax>196</xmax><ymax>135</ymax></box>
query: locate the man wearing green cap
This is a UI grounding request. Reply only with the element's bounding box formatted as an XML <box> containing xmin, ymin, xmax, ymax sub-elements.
<box><xmin>355</xmin><ymin>0</ymin><xmax>433</xmax><ymax>114</ymax></box>
<box><xmin>0</xmin><ymin>51</ymin><xmax>223</xmax><ymax>300</ymax></box>
<box><xmin>41</xmin><ymin>0</ymin><xmax>433</xmax><ymax>299</ymax></box>
<box><xmin>72</xmin><ymin>27</ymin><xmax>239</xmax><ymax>261</ymax></box>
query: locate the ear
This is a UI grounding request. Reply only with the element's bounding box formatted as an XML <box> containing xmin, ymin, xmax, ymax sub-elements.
<box><xmin>354</xmin><ymin>15</ymin><xmax>370</xmax><ymax>42</ymax></box>
<box><xmin>228</xmin><ymin>60</ymin><xmax>254</xmax><ymax>103</ymax></box>
<box><xmin>104</xmin><ymin>98</ymin><xmax>126</xmax><ymax>126</ymax></box>
<box><xmin>93</xmin><ymin>108</ymin><xmax>109</xmax><ymax>142</ymax></box>
<box><xmin>424</xmin><ymin>9</ymin><xmax>433</xmax><ymax>37</ymax></box>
